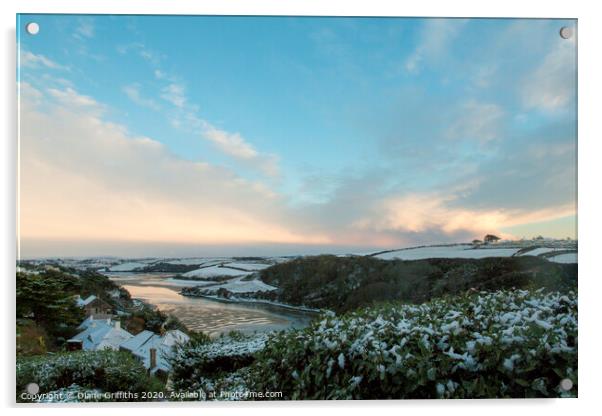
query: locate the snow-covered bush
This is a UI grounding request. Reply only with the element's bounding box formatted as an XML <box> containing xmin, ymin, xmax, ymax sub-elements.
<box><xmin>169</xmin><ymin>333</ymin><xmax>267</xmax><ymax>394</ymax></box>
<box><xmin>17</xmin><ymin>350</ymin><xmax>159</xmax><ymax>401</ymax></box>
<box><xmin>250</xmin><ymin>289</ymin><xmax>577</xmax><ymax>399</ymax></box>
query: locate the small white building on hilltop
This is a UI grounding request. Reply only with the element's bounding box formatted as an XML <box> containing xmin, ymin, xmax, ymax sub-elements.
<box><xmin>122</xmin><ymin>330</ymin><xmax>190</xmax><ymax>376</ymax></box>
<box><xmin>67</xmin><ymin>319</ymin><xmax>133</xmax><ymax>351</ymax></box>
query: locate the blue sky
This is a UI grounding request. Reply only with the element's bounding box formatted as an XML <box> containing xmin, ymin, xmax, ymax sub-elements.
<box><xmin>17</xmin><ymin>15</ymin><xmax>577</xmax><ymax>257</ymax></box>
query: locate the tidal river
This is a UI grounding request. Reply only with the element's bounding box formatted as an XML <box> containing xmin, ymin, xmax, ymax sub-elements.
<box><xmin>105</xmin><ymin>272</ymin><xmax>315</xmax><ymax>337</ymax></box>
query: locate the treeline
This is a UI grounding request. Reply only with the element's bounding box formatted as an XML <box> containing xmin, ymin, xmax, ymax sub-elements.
<box><xmin>256</xmin><ymin>255</ymin><xmax>577</xmax><ymax>312</ymax></box>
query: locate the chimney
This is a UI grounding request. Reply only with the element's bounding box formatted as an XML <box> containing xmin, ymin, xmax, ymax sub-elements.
<box><xmin>113</xmin><ymin>321</ymin><xmax>120</xmax><ymax>329</ymax></box>
<box><xmin>149</xmin><ymin>348</ymin><xmax>157</xmax><ymax>369</ymax></box>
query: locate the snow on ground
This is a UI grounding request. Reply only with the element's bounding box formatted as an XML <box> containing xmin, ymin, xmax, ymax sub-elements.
<box><xmin>182</xmin><ymin>265</ymin><xmax>252</xmax><ymax>278</ymax></box>
<box><xmin>374</xmin><ymin>245</ymin><xmax>520</xmax><ymax>260</ymax></box>
<box><xmin>221</xmin><ymin>262</ymin><xmax>271</xmax><ymax>271</ymax></box>
<box><xmin>200</xmin><ymin>276</ymin><xmax>277</xmax><ymax>293</ymax></box>
<box><xmin>108</xmin><ymin>261</ymin><xmax>149</xmax><ymax>272</ymax></box>
<box><xmin>517</xmin><ymin>247</ymin><xmax>563</xmax><ymax>257</ymax></box>
<box><xmin>162</xmin><ymin>258</ymin><xmax>226</xmax><ymax>266</ymax></box>
<box><xmin>548</xmin><ymin>253</ymin><xmax>578</xmax><ymax>263</ymax></box>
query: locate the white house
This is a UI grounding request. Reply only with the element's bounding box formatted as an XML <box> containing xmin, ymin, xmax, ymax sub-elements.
<box><xmin>69</xmin><ymin>316</ymin><xmax>190</xmax><ymax>376</ymax></box>
<box><xmin>68</xmin><ymin>319</ymin><xmax>133</xmax><ymax>351</ymax></box>
<box><xmin>123</xmin><ymin>330</ymin><xmax>190</xmax><ymax>375</ymax></box>
<box><xmin>74</xmin><ymin>294</ymin><xmax>113</xmax><ymax>316</ymax></box>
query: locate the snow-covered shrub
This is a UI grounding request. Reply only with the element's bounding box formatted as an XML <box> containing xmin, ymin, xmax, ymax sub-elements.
<box><xmin>169</xmin><ymin>334</ymin><xmax>267</xmax><ymax>394</ymax></box>
<box><xmin>250</xmin><ymin>289</ymin><xmax>577</xmax><ymax>399</ymax></box>
<box><xmin>17</xmin><ymin>350</ymin><xmax>158</xmax><ymax>401</ymax></box>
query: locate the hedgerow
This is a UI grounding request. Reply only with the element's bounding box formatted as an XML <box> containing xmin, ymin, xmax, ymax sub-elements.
<box><xmin>249</xmin><ymin>289</ymin><xmax>577</xmax><ymax>399</ymax></box>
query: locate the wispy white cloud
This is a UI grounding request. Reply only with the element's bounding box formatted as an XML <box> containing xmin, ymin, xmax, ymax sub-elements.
<box><xmin>157</xmin><ymin>79</ymin><xmax>280</xmax><ymax>177</ymax></box>
<box><xmin>522</xmin><ymin>37</ymin><xmax>576</xmax><ymax>111</ymax></box>
<box><xmin>160</xmin><ymin>83</ymin><xmax>187</xmax><ymax>108</ymax></box>
<box><xmin>117</xmin><ymin>42</ymin><xmax>163</xmax><ymax>65</ymax></box>
<box><xmin>472</xmin><ymin>65</ymin><xmax>498</xmax><ymax>88</ymax></box>
<box><xmin>446</xmin><ymin>100</ymin><xmax>504</xmax><ymax>143</ymax></box>
<box><xmin>20</xmin><ymin>50</ymin><xmax>68</xmax><ymax>71</ymax></box>
<box><xmin>123</xmin><ymin>84</ymin><xmax>160</xmax><ymax>110</ymax></box>
<box><xmin>202</xmin><ymin>124</ymin><xmax>280</xmax><ymax>177</ymax></box>
<box><xmin>74</xmin><ymin>18</ymin><xmax>95</xmax><ymax>39</ymax></box>
<box><xmin>19</xmin><ymin>82</ymin><xmax>325</xmax><ymax>248</ymax></box>
<box><xmin>405</xmin><ymin>19</ymin><xmax>468</xmax><ymax>74</ymax></box>
<box><xmin>47</xmin><ymin>87</ymin><xmax>100</xmax><ymax>108</ymax></box>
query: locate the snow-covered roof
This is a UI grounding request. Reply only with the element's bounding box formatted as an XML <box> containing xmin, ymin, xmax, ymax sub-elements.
<box><xmin>77</xmin><ymin>316</ymin><xmax>113</xmax><ymax>330</ymax></box>
<box><xmin>130</xmin><ymin>330</ymin><xmax>190</xmax><ymax>374</ymax></box>
<box><xmin>76</xmin><ymin>295</ymin><xmax>97</xmax><ymax>307</ymax></box>
<box><xmin>70</xmin><ymin>320</ymin><xmax>133</xmax><ymax>351</ymax></box>
<box><xmin>119</xmin><ymin>330</ymin><xmax>155</xmax><ymax>352</ymax></box>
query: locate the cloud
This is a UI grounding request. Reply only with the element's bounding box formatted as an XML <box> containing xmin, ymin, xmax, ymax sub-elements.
<box><xmin>202</xmin><ymin>124</ymin><xmax>280</xmax><ymax>177</ymax></box>
<box><xmin>160</xmin><ymin>83</ymin><xmax>187</xmax><ymax>108</ymax></box>
<box><xmin>74</xmin><ymin>19</ymin><xmax>95</xmax><ymax>39</ymax></box>
<box><xmin>522</xmin><ymin>36</ymin><xmax>576</xmax><ymax>111</ymax></box>
<box><xmin>157</xmin><ymin>80</ymin><xmax>280</xmax><ymax>177</ymax></box>
<box><xmin>405</xmin><ymin>19</ymin><xmax>468</xmax><ymax>74</ymax></box>
<box><xmin>446</xmin><ymin>100</ymin><xmax>504</xmax><ymax>143</ymax></box>
<box><xmin>117</xmin><ymin>42</ymin><xmax>163</xmax><ymax>65</ymax></box>
<box><xmin>472</xmin><ymin>65</ymin><xmax>497</xmax><ymax>88</ymax></box>
<box><xmin>449</xmin><ymin>120</ymin><xmax>577</xmax><ymax>214</ymax></box>
<box><xmin>123</xmin><ymin>84</ymin><xmax>160</xmax><ymax>110</ymax></box>
<box><xmin>19</xmin><ymin>83</ymin><xmax>326</xmax><ymax>249</ymax></box>
<box><xmin>20</xmin><ymin>50</ymin><xmax>68</xmax><ymax>70</ymax></box>
<box><xmin>352</xmin><ymin>191</ymin><xmax>574</xmax><ymax>241</ymax></box>
<box><xmin>116</xmin><ymin>37</ymin><xmax>281</xmax><ymax>178</ymax></box>
<box><xmin>47</xmin><ymin>87</ymin><xmax>101</xmax><ymax>110</ymax></box>
<box><xmin>19</xmin><ymin>82</ymin><xmax>575</xmax><ymax>255</ymax></box>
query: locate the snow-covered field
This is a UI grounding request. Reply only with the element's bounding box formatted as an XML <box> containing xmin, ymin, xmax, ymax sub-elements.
<box><xmin>517</xmin><ymin>247</ymin><xmax>563</xmax><ymax>257</ymax></box>
<box><xmin>548</xmin><ymin>253</ymin><xmax>578</xmax><ymax>264</ymax></box>
<box><xmin>161</xmin><ymin>258</ymin><xmax>224</xmax><ymax>266</ymax></box>
<box><xmin>198</xmin><ymin>276</ymin><xmax>277</xmax><ymax>294</ymax></box>
<box><xmin>372</xmin><ymin>241</ymin><xmax>577</xmax><ymax>263</ymax></box>
<box><xmin>108</xmin><ymin>261</ymin><xmax>149</xmax><ymax>272</ymax></box>
<box><xmin>221</xmin><ymin>262</ymin><xmax>271</xmax><ymax>271</ymax></box>
<box><xmin>182</xmin><ymin>265</ymin><xmax>253</xmax><ymax>278</ymax></box>
<box><xmin>374</xmin><ymin>245</ymin><xmax>521</xmax><ymax>261</ymax></box>
<box><xmin>24</xmin><ymin>239</ymin><xmax>577</xmax><ymax>277</ymax></box>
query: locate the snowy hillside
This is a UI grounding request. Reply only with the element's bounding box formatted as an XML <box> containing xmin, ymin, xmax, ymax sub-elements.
<box><xmin>182</xmin><ymin>265</ymin><xmax>252</xmax><ymax>278</ymax></box>
<box><xmin>372</xmin><ymin>240</ymin><xmax>577</xmax><ymax>263</ymax></box>
<box><xmin>374</xmin><ymin>245</ymin><xmax>520</xmax><ymax>260</ymax></box>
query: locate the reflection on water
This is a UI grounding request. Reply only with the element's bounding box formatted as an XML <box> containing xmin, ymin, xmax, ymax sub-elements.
<box><xmin>109</xmin><ymin>273</ymin><xmax>315</xmax><ymax>337</ymax></box>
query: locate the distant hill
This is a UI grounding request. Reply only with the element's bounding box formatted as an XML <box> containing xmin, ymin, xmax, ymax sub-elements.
<box><xmin>253</xmin><ymin>255</ymin><xmax>577</xmax><ymax>312</ymax></box>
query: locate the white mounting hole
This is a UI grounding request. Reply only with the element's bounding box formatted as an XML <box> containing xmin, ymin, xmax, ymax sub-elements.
<box><xmin>26</xmin><ymin>22</ymin><xmax>40</xmax><ymax>35</ymax></box>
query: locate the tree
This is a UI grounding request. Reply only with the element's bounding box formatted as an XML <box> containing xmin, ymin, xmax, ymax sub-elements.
<box><xmin>483</xmin><ymin>234</ymin><xmax>501</xmax><ymax>243</ymax></box>
<box><xmin>16</xmin><ymin>271</ymin><xmax>84</xmax><ymax>343</ymax></box>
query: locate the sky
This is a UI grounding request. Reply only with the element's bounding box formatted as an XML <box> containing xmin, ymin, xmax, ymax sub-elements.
<box><xmin>17</xmin><ymin>15</ymin><xmax>577</xmax><ymax>258</ymax></box>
